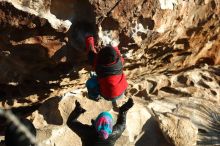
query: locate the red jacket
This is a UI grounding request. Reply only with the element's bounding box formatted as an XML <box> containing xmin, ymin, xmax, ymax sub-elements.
<box><xmin>96</xmin><ymin>47</ymin><xmax>127</xmax><ymax>99</ymax></box>
<box><xmin>98</xmin><ymin>72</ymin><xmax>128</xmax><ymax>100</ymax></box>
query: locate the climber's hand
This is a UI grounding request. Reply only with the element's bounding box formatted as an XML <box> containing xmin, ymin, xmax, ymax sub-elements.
<box><xmin>91</xmin><ymin>119</ymin><xmax>95</xmax><ymax>126</ymax></box>
<box><xmin>111</xmin><ymin>40</ymin><xmax>119</xmax><ymax>48</ymax></box>
<box><xmin>75</xmin><ymin>100</ymin><xmax>86</xmax><ymax>114</ymax></box>
<box><xmin>119</xmin><ymin>98</ymin><xmax>134</xmax><ymax>113</ymax></box>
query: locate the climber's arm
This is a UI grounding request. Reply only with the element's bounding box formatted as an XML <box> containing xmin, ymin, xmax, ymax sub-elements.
<box><xmin>67</xmin><ymin>101</ymin><xmax>93</xmax><ymax>137</ymax></box>
<box><xmin>85</xmin><ymin>35</ymin><xmax>98</xmax><ymax>67</ymax></box>
<box><xmin>88</xmin><ymin>51</ymin><xmax>97</xmax><ymax>67</ymax></box>
<box><xmin>112</xmin><ymin>42</ymin><xmax>124</xmax><ymax>63</ymax></box>
<box><xmin>111</xmin><ymin>111</ymin><xmax>127</xmax><ymax>138</ymax></box>
<box><xmin>111</xmin><ymin>98</ymin><xmax>134</xmax><ymax>138</ymax></box>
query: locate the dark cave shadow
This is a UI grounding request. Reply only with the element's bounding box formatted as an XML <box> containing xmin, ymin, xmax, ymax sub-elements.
<box><xmin>67</xmin><ymin>0</ymin><xmax>96</xmax><ymax>51</ymax></box>
<box><xmin>69</xmin><ymin>20</ymin><xmax>96</xmax><ymax>52</ymax></box>
<box><xmin>0</xmin><ymin>43</ymin><xmax>81</xmax><ymax>105</ymax></box>
<box><xmin>0</xmin><ymin>44</ymin><xmax>76</xmax><ymax>104</ymax></box>
<box><xmin>135</xmin><ymin>117</ymin><xmax>172</xmax><ymax>146</ymax></box>
<box><xmin>0</xmin><ymin>81</ymin><xmax>58</xmax><ymax>106</ymax></box>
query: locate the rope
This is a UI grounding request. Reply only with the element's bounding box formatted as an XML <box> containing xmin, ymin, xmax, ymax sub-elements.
<box><xmin>0</xmin><ymin>109</ymin><xmax>40</xmax><ymax>146</ymax></box>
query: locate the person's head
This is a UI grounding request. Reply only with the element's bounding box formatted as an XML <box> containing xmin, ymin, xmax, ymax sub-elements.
<box><xmin>95</xmin><ymin>112</ymin><xmax>113</xmax><ymax>140</ymax></box>
<box><xmin>5</xmin><ymin>118</ymin><xmax>36</xmax><ymax>146</ymax></box>
<box><xmin>98</xmin><ymin>46</ymin><xmax>118</xmax><ymax>65</ymax></box>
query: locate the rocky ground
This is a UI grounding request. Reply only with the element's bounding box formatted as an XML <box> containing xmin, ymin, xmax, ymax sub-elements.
<box><xmin>0</xmin><ymin>0</ymin><xmax>220</xmax><ymax>146</ymax></box>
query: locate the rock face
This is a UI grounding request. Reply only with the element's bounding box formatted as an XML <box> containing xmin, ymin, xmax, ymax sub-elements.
<box><xmin>0</xmin><ymin>0</ymin><xmax>220</xmax><ymax>146</ymax></box>
<box><xmin>155</xmin><ymin>113</ymin><xmax>198</xmax><ymax>146</ymax></box>
<box><xmin>90</xmin><ymin>0</ymin><xmax>220</xmax><ymax>68</ymax></box>
<box><xmin>0</xmin><ymin>0</ymin><xmax>219</xmax><ymax>85</ymax></box>
<box><xmin>0</xmin><ymin>0</ymin><xmax>71</xmax><ymax>84</ymax></box>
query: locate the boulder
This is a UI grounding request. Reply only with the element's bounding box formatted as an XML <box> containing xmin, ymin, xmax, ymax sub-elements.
<box><xmin>156</xmin><ymin>113</ymin><xmax>198</xmax><ymax>146</ymax></box>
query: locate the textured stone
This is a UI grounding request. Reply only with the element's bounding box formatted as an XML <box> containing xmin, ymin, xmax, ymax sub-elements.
<box><xmin>90</xmin><ymin>0</ymin><xmax>220</xmax><ymax>69</ymax></box>
<box><xmin>156</xmin><ymin>113</ymin><xmax>198</xmax><ymax>146</ymax></box>
<box><xmin>0</xmin><ymin>0</ymin><xmax>71</xmax><ymax>84</ymax></box>
<box><xmin>0</xmin><ymin>0</ymin><xmax>220</xmax><ymax>146</ymax></box>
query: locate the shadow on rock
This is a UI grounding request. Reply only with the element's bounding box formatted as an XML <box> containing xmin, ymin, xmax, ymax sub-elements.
<box><xmin>0</xmin><ymin>81</ymin><xmax>60</xmax><ymax>106</ymax></box>
<box><xmin>0</xmin><ymin>43</ymin><xmax>81</xmax><ymax>106</ymax></box>
<box><xmin>135</xmin><ymin>117</ymin><xmax>172</xmax><ymax>146</ymax></box>
<box><xmin>38</xmin><ymin>96</ymin><xmax>63</xmax><ymax>125</ymax></box>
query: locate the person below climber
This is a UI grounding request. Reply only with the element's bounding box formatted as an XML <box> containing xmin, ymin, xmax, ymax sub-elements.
<box><xmin>85</xmin><ymin>35</ymin><xmax>128</xmax><ymax>109</ymax></box>
<box><xmin>67</xmin><ymin>98</ymin><xmax>134</xmax><ymax>146</ymax></box>
<box><xmin>4</xmin><ymin>118</ymin><xmax>36</xmax><ymax>146</ymax></box>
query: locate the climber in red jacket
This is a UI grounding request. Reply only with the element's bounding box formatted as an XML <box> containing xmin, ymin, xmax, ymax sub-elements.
<box><xmin>85</xmin><ymin>35</ymin><xmax>128</xmax><ymax>108</ymax></box>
